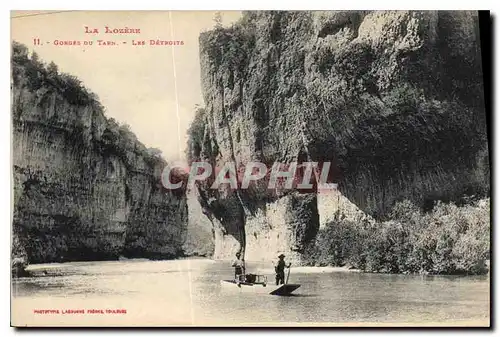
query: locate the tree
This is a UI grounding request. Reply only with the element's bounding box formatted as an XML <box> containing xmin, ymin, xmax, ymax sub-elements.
<box><xmin>47</xmin><ymin>61</ymin><xmax>58</xmax><ymax>75</ymax></box>
<box><xmin>12</xmin><ymin>41</ymin><xmax>29</xmax><ymax>61</ymax></box>
<box><xmin>147</xmin><ymin>147</ymin><xmax>163</xmax><ymax>158</ymax></box>
<box><xmin>30</xmin><ymin>51</ymin><xmax>43</xmax><ymax>67</ymax></box>
<box><xmin>213</xmin><ymin>11</ymin><xmax>223</xmax><ymax>29</ymax></box>
<box><xmin>119</xmin><ymin>123</ymin><xmax>132</xmax><ymax>133</ymax></box>
<box><xmin>118</xmin><ymin>123</ymin><xmax>138</xmax><ymax>147</ymax></box>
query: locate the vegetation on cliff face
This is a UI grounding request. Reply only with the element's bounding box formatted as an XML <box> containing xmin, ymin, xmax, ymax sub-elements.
<box><xmin>12</xmin><ymin>42</ymin><xmax>166</xmax><ymax>165</ymax></box>
<box><xmin>186</xmin><ymin>105</ymin><xmax>208</xmax><ymax>163</ymax></box>
<box><xmin>304</xmin><ymin>197</ymin><xmax>490</xmax><ymax>275</ymax></box>
<box><xmin>11</xmin><ymin>42</ymin><xmax>188</xmax><ymax>273</ymax></box>
<box><xmin>12</xmin><ymin>42</ymin><xmax>98</xmax><ymax>107</ymax></box>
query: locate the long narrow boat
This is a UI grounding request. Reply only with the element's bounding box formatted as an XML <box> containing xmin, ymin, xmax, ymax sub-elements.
<box><xmin>220</xmin><ymin>275</ymin><xmax>301</xmax><ymax>296</ymax></box>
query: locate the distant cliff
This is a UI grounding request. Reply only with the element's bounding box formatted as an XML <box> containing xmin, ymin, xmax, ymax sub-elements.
<box><xmin>190</xmin><ymin>11</ymin><xmax>489</xmax><ymax>262</ymax></box>
<box><xmin>182</xmin><ymin>190</ymin><xmax>215</xmax><ymax>257</ymax></box>
<box><xmin>11</xmin><ymin>42</ymin><xmax>188</xmax><ymax>273</ymax></box>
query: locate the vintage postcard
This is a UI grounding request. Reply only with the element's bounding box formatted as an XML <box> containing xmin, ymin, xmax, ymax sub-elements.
<box><xmin>10</xmin><ymin>10</ymin><xmax>490</xmax><ymax>327</ymax></box>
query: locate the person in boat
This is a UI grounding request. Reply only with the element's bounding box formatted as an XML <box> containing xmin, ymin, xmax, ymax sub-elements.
<box><xmin>275</xmin><ymin>254</ymin><xmax>291</xmax><ymax>285</ymax></box>
<box><xmin>231</xmin><ymin>252</ymin><xmax>245</xmax><ymax>285</ymax></box>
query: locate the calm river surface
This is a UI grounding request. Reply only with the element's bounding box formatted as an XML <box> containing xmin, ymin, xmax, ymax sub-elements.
<box><xmin>11</xmin><ymin>259</ymin><xmax>490</xmax><ymax>326</ymax></box>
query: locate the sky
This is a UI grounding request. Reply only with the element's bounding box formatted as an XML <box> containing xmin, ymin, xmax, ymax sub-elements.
<box><xmin>11</xmin><ymin>10</ymin><xmax>242</xmax><ymax>162</ymax></box>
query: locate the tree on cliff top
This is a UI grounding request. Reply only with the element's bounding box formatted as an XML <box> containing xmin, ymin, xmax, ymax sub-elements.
<box><xmin>147</xmin><ymin>147</ymin><xmax>163</xmax><ymax>159</ymax></box>
<box><xmin>12</xmin><ymin>41</ymin><xmax>29</xmax><ymax>62</ymax></box>
<box><xmin>213</xmin><ymin>11</ymin><xmax>223</xmax><ymax>29</ymax></box>
<box><xmin>47</xmin><ymin>61</ymin><xmax>58</xmax><ymax>76</ymax></box>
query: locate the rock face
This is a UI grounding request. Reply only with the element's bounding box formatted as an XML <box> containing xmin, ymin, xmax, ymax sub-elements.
<box><xmin>192</xmin><ymin>11</ymin><xmax>489</xmax><ymax>263</ymax></box>
<box><xmin>317</xmin><ymin>189</ymin><xmax>373</xmax><ymax>230</ymax></box>
<box><xmin>183</xmin><ymin>189</ymin><xmax>215</xmax><ymax>257</ymax></box>
<box><xmin>11</xmin><ymin>42</ymin><xmax>188</xmax><ymax>268</ymax></box>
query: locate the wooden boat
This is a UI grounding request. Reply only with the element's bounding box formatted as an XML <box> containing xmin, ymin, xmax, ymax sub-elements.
<box><xmin>220</xmin><ymin>274</ymin><xmax>300</xmax><ymax>296</ymax></box>
<box><xmin>220</xmin><ymin>280</ymin><xmax>301</xmax><ymax>295</ymax></box>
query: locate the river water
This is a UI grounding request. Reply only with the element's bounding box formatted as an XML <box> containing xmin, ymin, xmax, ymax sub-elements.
<box><xmin>11</xmin><ymin>259</ymin><xmax>490</xmax><ymax>327</ymax></box>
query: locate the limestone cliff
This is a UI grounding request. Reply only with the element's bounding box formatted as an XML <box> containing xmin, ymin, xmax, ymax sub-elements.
<box><xmin>11</xmin><ymin>42</ymin><xmax>188</xmax><ymax>270</ymax></box>
<box><xmin>192</xmin><ymin>11</ymin><xmax>489</xmax><ymax>263</ymax></box>
<box><xmin>183</xmin><ymin>190</ymin><xmax>215</xmax><ymax>257</ymax></box>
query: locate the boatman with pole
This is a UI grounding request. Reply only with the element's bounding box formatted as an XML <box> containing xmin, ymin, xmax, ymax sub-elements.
<box><xmin>275</xmin><ymin>254</ymin><xmax>291</xmax><ymax>285</ymax></box>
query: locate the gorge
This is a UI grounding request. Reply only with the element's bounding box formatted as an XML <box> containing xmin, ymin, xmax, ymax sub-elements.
<box><xmin>11</xmin><ymin>10</ymin><xmax>490</xmax><ymax>276</ymax></box>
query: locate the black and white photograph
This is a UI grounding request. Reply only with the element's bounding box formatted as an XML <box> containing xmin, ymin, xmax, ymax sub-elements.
<box><xmin>9</xmin><ymin>9</ymin><xmax>491</xmax><ymax>327</ymax></box>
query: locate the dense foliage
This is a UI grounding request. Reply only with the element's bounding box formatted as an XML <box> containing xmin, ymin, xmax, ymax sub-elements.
<box><xmin>12</xmin><ymin>41</ymin><xmax>99</xmax><ymax>106</ymax></box>
<box><xmin>304</xmin><ymin>198</ymin><xmax>490</xmax><ymax>275</ymax></box>
<box><xmin>200</xmin><ymin>12</ymin><xmax>256</xmax><ymax>75</ymax></box>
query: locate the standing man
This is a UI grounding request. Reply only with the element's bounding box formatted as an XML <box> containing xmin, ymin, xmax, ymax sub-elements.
<box><xmin>275</xmin><ymin>254</ymin><xmax>291</xmax><ymax>285</ymax></box>
<box><xmin>231</xmin><ymin>252</ymin><xmax>245</xmax><ymax>286</ymax></box>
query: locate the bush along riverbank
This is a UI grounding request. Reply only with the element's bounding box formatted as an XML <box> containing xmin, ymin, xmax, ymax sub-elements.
<box><xmin>304</xmin><ymin>197</ymin><xmax>490</xmax><ymax>275</ymax></box>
